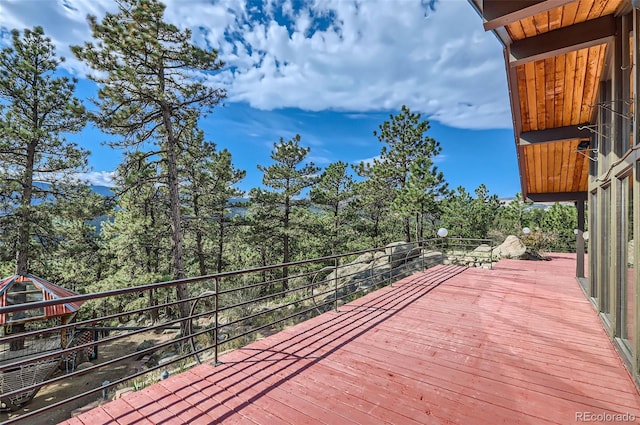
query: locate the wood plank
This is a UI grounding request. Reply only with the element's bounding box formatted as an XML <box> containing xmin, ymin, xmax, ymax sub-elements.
<box><xmin>483</xmin><ymin>0</ymin><xmax>575</xmax><ymax>31</ymax></box>
<box><xmin>526</xmin><ymin>147</ymin><xmax>536</xmax><ymax>193</ymax></box>
<box><xmin>533</xmin><ymin>8</ymin><xmax>550</xmax><ymax>34</ymax></box>
<box><xmin>509</xmin><ymin>15</ymin><xmax>615</xmax><ymax>66</ymax></box>
<box><xmin>602</xmin><ymin>0</ymin><xmax>625</xmax><ymax>15</ymax></box>
<box><xmin>548</xmin><ymin>5</ymin><xmax>563</xmax><ymax>31</ymax></box>
<box><xmin>543</xmin><ymin>143</ymin><xmax>553</xmax><ymax>192</ymax></box>
<box><xmin>553</xmin><ymin>54</ymin><xmax>566</xmax><ymax>127</ymax></box>
<box><xmin>524</xmin><ymin>146</ymin><xmax>535</xmax><ymax>194</ymax></box>
<box><xmin>527</xmin><ymin>192</ymin><xmax>588</xmax><ymax>201</ymax></box>
<box><xmin>555</xmin><ymin>141</ymin><xmax>575</xmax><ymax>192</ymax></box>
<box><xmin>562</xmin><ymin>50</ymin><xmax>578</xmax><ymax>126</ymax></box>
<box><xmin>535</xmin><ymin>59</ymin><xmax>547</xmax><ymax>130</ymax></box>
<box><xmin>544</xmin><ymin>56</ymin><xmax>556</xmax><ymax>128</ymax></box>
<box><xmin>588</xmin><ymin>0</ymin><xmax>610</xmax><ymax>20</ymax></box>
<box><xmin>572</xmin><ymin>147</ymin><xmax>587</xmax><ymax>191</ymax></box>
<box><xmin>516</xmin><ymin>66</ymin><xmax>531</xmax><ymax>127</ymax></box>
<box><xmin>60</xmin><ymin>258</ymin><xmax>640</xmax><ymax>425</ymax></box>
<box><xmin>574</xmin><ymin>0</ymin><xmax>595</xmax><ymax>22</ymax></box>
<box><xmin>571</xmin><ymin>48</ymin><xmax>589</xmax><ymax>124</ymax></box>
<box><xmin>100</xmin><ymin>399</ymin><xmax>154</xmax><ymax>425</ymax></box>
<box><xmin>560</xmin><ymin>0</ymin><xmax>579</xmax><ymax>27</ymax></box>
<box><xmin>517</xmin><ymin>16</ymin><xmax>538</xmax><ymax>38</ymax></box>
<box><xmin>523</xmin><ymin>62</ymin><xmax>538</xmax><ymax>131</ymax></box>
<box><xmin>552</xmin><ymin>143</ymin><xmax>562</xmax><ymax>193</ymax></box>
<box><xmin>505</xmin><ymin>20</ymin><xmax>527</xmax><ymax>40</ymax></box>
<box><xmin>535</xmin><ymin>142</ymin><xmax>545</xmax><ymax>192</ymax></box>
<box><xmin>580</xmin><ymin>46</ymin><xmax>605</xmax><ymax>123</ymax></box>
<box><xmin>565</xmin><ymin>140</ymin><xmax>579</xmax><ymax>192</ymax></box>
<box><xmin>558</xmin><ymin>139</ymin><xmax>569</xmax><ymax>192</ymax></box>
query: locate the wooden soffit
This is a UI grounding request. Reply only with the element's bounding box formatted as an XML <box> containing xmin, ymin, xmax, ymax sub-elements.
<box><xmin>515</xmin><ymin>44</ymin><xmax>607</xmax><ymax>132</ymax></box>
<box><xmin>504</xmin><ymin>0</ymin><xmax>627</xmax><ymax>40</ymax></box>
<box><xmin>508</xmin><ymin>15</ymin><xmax>615</xmax><ymax>66</ymax></box>
<box><xmin>473</xmin><ymin>0</ymin><xmax>625</xmax><ymax>199</ymax></box>
<box><xmin>522</xmin><ymin>139</ymin><xmax>590</xmax><ymax>194</ymax></box>
<box><xmin>483</xmin><ymin>0</ymin><xmax>576</xmax><ymax>31</ymax></box>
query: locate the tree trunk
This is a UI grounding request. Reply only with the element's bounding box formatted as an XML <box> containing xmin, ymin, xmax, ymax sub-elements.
<box><xmin>160</xmin><ymin>102</ymin><xmax>189</xmax><ymax>335</ymax></box>
<box><xmin>149</xmin><ymin>289</ymin><xmax>159</xmax><ymax>323</ymax></box>
<box><xmin>15</xmin><ymin>140</ymin><xmax>37</xmax><ymax>275</ymax></box>
<box><xmin>11</xmin><ymin>138</ymin><xmax>38</xmax><ymax>351</ymax></box>
<box><xmin>216</xmin><ymin>212</ymin><xmax>224</xmax><ymax>274</ymax></box>
<box><xmin>333</xmin><ymin>197</ymin><xmax>339</xmax><ymax>255</ymax></box>
<box><xmin>404</xmin><ymin>216</ymin><xmax>411</xmax><ymax>242</ymax></box>
<box><xmin>282</xmin><ymin>196</ymin><xmax>290</xmax><ymax>293</ymax></box>
<box><xmin>193</xmin><ymin>196</ymin><xmax>206</xmax><ymax>276</ymax></box>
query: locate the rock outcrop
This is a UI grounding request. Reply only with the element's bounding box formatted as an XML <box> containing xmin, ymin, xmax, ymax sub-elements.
<box><xmin>492</xmin><ymin>235</ymin><xmax>547</xmax><ymax>260</ymax></box>
<box><xmin>492</xmin><ymin>235</ymin><xmax>527</xmax><ymax>259</ymax></box>
<box><xmin>316</xmin><ymin>242</ymin><xmax>444</xmax><ymax>305</ymax></box>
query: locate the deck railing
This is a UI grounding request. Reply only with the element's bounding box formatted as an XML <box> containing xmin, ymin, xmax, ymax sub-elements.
<box><xmin>0</xmin><ymin>237</ymin><xmax>494</xmax><ymax>424</ymax></box>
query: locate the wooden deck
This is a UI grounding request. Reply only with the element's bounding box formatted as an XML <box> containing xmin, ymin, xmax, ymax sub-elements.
<box><xmin>61</xmin><ymin>254</ymin><xmax>640</xmax><ymax>424</ymax></box>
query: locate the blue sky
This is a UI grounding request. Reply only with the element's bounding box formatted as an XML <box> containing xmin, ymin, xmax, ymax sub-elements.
<box><xmin>0</xmin><ymin>0</ymin><xmax>520</xmax><ymax>197</ymax></box>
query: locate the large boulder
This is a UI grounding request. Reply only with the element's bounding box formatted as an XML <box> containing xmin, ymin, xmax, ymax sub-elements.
<box><xmin>385</xmin><ymin>242</ymin><xmax>418</xmax><ymax>267</ymax></box>
<box><xmin>473</xmin><ymin>244</ymin><xmax>492</xmax><ymax>253</ymax></box>
<box><xmin>492</xmin><ymin>235</ymin><xmax>527</xmax><ymax>259</ymax></box>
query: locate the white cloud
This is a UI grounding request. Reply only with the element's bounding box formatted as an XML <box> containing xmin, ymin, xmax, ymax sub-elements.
<box><xmin>78</xmin><ymin>171</ymin><xmax>115</xmax><ymax>187</ymax></box>
<box><xmin>354</xmin><ymin>156</ymin><xmax>380</xmax><ymax>167</ymax></box>
<box><xmin>0</xmin><ymin>0</ymin><xmax>511</xmax><ymax>130</ymax></box>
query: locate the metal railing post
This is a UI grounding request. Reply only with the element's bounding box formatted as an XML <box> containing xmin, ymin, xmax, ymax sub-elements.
<box><xmin>214</xmin><ymin>277</ymin><xmax>220</xmax><ymax>366</ymax></box>
<box><xmin>334</xmin><ymin>257</ymin><xmax>339</xmax><ymax>312</ymax></box>
<box><xmin>370</xmin><ymin>252</ymin><xmax>375</xmax><ymax>285</ymax></box>
<box><xmin>388</xmin><ymin>247</ymin><xmax>393</xmax><ymax>287</ymax></box>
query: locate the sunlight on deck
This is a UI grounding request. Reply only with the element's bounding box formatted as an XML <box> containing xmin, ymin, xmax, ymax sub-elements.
<box><xmin>60</xmin><ymin>255</ymin><xmax>640</xmax><ymax>425</ymax></box>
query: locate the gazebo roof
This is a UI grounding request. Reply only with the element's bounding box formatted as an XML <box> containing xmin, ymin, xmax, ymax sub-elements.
<box><xmin>0</xmin><ymin>274</ymin><xmax>84</xmax><ymax>325</ymax></box>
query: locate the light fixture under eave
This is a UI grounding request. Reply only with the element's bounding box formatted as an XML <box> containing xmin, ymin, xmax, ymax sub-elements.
<box><xmin>633</xmin><ymin>0</ymin><xmax>640</xmax><ymax>10</ymax></box>
<box><xmin>577</xmin><ymin>140</ymin><xmax>590</xmax><ymax>151</ymax></box>
<box><xmin>575</xmin><ymin>140</ymin><xmax>598</xmax><ymax>161</ymax></box>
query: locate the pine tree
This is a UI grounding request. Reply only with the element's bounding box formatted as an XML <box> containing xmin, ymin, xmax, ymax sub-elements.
<box><xmin>181</xmin><ymin>132</ymin><xmax>245</xmax><ymax>275</ymax></box>
<box><xmin>392</xmin><ymin>157</ymin><xmax>448</xmax><ymax>241</ymax></box>
<box><xmin>249</xmin><ymin>135</ymin><xmax>319</xmax><ymax>292</ymax></box>
<box><xmin>469</xmin><ymin>184</ymin><xmax>501</xmax><ymax>239</ymax></box>
<box><xmin>363</xmin><ymin>105</ymin><xmax>443</xmax><ymax>242</ymax></box>
<box><xmin>99</xmin><ymin>160</ymin><xmax>171</xmax><ymax>322</ymax></box>
<box><xmin>73</xmin><ymin>0</ymin><xmax>225</xmax><ymax>322</ymax></box>
<box><xmin>440</xmin><ymin>186</ymin><xmax>475</xmax><ymax>238</ymax></box>
<box><xmin>0</xmin><ymin>26</ymin><xmax>88</xmax><ymax>349</ymax></box>
<box><xmin>351</xmin><ymin>166</ymin><xmax>398</xmax><ymax>247</ymax></box>
<box><xmin>0</xmin><ymin>26</ymin><xmax>88</xmax><ymax>275</ymax></box>
<box><xmin>310</xmin><ymin>161</ymin><xmax>355</xmax><ymax>255</ymax></box>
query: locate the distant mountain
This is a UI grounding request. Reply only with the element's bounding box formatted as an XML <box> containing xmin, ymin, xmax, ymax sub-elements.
<box><xmin>90</xmin><ymin>186</ymin><xmax>115</xmax><ymax>197</ymax></box>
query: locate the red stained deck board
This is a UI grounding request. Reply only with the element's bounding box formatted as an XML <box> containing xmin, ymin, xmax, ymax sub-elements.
<box><xmin>170</xmin><ymin>371</ymin><xmax>259</xmax><ymax>425</ymax></box>
<box><xmin>59</xmin><ymin>255</ymin><xmax>640</xmax><ymax>425</ymax></box>
<box><xmin>71</xmin><ymin>408</ymin><xmax>120</xmax><ymax>425</ymax></box>
<box><xmin>118</xmin><ymin>391</ymin><xmax>178</xmax><ymax>424</ymax></box>
<box><xmin>99</xmin><ymin>398</ymin><xmax>154</xmax><ymax>425</ymax></box>
<box><xmin>222</xmin><ymin>350</ymin><xmax>423</xmax><ymax>425</ymax></box>
<box><xmin>230</xmin><ymin>339</ymin><xmax>538</xmax><ymax>425</ymax></box>
<box><xmin>179</xmin><ymin>369</ymin><xmax>276</xmax><ymax>425</ymax></box>
<box><xmin>187</xmin><ymin>365</ymin><xmax>315</xmax><ymax>425</ymax></box>
<box><xmin>58</xmin><ymin>418</ymin><xmax>84</xmax><ymax>425</ymax></box>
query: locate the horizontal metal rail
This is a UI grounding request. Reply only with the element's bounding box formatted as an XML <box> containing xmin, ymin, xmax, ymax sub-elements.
<box><xmin>0</xmin><ymin>237</ymin><xmax>493</xmax><ymax>424</ymax></box>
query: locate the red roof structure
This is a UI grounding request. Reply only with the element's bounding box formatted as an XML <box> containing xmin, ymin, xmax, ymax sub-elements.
<box><xmin>0</xmin><ymin>274</ymin><xmax>84</xmax><ymax>325</ymax></box>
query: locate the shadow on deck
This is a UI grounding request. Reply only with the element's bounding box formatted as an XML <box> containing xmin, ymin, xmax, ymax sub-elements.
<box><xmin>61</xmin><ymin>255</ymin><xmax>640</xmax><ymax>425</ymax></box>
